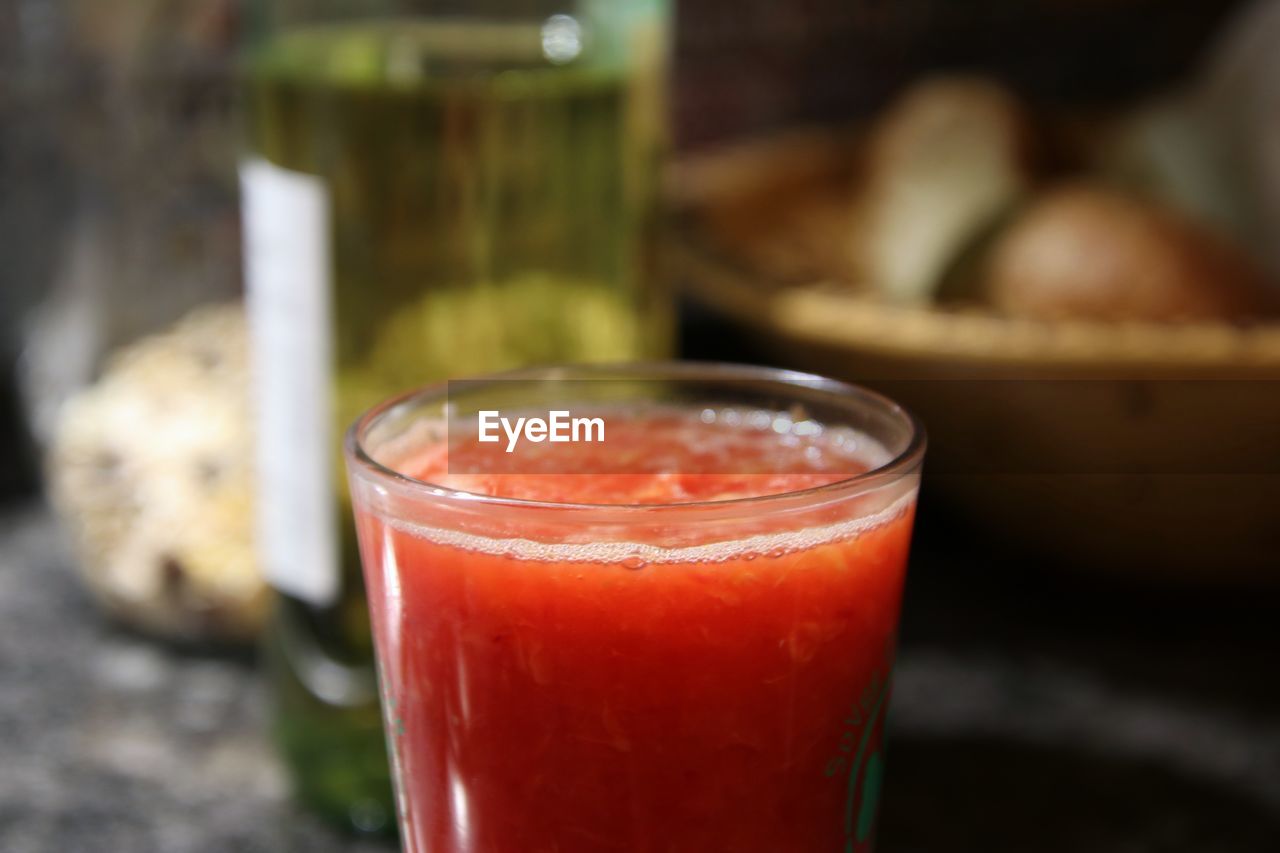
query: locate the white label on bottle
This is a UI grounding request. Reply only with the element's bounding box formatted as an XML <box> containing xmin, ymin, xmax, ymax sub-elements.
<box><xmin>240</xmin><ymin>157</ymin><xmax>338</xmax><ymax>607</ymax></box>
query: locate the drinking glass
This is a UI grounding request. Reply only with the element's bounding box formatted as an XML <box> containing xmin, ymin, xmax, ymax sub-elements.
<box><xmin>345</xmin><ymin>363</ymin><xmax>925</xmax><ymax>852</ymax></box>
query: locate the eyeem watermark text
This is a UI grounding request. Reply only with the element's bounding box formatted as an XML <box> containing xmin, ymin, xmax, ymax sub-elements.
<box><xmin>477</xmin><ymin>410</ymin><xmax>605</xmax><ymax>453</ymax></box>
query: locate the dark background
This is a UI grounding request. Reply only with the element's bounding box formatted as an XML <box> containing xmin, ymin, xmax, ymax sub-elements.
<box><xmin>674</xmin><ymin>0</ymin><xmax>1246</xmax><ymax>146</ymax></box>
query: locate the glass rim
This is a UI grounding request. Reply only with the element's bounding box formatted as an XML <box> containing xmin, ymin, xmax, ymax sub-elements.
<box><xmin>344</xmin><ymin>361</ymin><xmax>926</xmax><ymax>514</ymax></box>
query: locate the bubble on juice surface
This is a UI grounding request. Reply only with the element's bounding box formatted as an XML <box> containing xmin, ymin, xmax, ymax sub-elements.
<box><xmin>793</xmin><ymin>418</ymin><xmax>822</xmax><ymax>437</ymax></box>
<box><xmin>829</xmin><ymin>426</ymin><xmax>860</xmax><ymax>454</ymax></box>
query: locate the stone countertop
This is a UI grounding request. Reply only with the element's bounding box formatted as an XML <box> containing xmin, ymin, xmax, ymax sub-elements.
<box><xmin>0</xmin><ymin>504</ymin><xmax>386</xmax><ymax>853</ymax></box>
<box><xmin>1</xmin><ymin>500</ymin><xmax>1278</xmax><ymax>853</ymax></box>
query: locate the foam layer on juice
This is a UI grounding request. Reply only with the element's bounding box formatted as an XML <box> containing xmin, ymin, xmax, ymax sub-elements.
<box><xmin>379</xmin><ymin>491</ymin><xmax>915</xmax><ymax>566</ymax></box>
<box><xmin>367</xmin><ymin>406</ymin><xmax>915</xmax><ymax>564</ymax></box>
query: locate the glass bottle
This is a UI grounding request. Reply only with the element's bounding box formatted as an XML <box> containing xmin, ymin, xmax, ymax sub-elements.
<box><xmin>238</xmin><ymin>0</ymin><xmax>672</xmax><ymax>833</ymax></box>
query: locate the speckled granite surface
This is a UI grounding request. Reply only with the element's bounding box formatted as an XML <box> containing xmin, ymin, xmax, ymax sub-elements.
<box><xmin>0</xmin><ymin>505</ymin><xmax>387</xmax><ymax>853</ymax></box>
<box><xmin>2</xmin><ymin>501</ymin><xmax>1277</xmax><ymax>852</ymax></box>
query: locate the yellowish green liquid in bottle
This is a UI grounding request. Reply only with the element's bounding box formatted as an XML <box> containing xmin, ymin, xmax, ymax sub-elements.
<box><xmin>243</xmin><ymin>17</ymin><xmax>669</xmax><ymax>834</ymax></box>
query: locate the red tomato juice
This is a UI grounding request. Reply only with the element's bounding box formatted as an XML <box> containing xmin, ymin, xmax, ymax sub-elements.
<box><xmin>353</xmin><ymin>412</ymin><xmax>916</xmax><ymax>853</ymax></box>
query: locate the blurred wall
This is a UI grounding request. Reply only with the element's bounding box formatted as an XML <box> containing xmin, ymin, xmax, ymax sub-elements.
<box><xmin>1</xmin><ymin>0</ymin><xmax>69</xmax><ymax>502</ymax></box>
<box><xmin>674</xmin><ymin>0</ymin><xmax>1251</xmax><ymax>147</ymax></box>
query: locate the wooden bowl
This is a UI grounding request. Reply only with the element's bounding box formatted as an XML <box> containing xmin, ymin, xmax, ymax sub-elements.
<box><xmin>670</xmin><ymin>128</ymin><xmax>1280</xmax><ymax>582</ymax></box>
